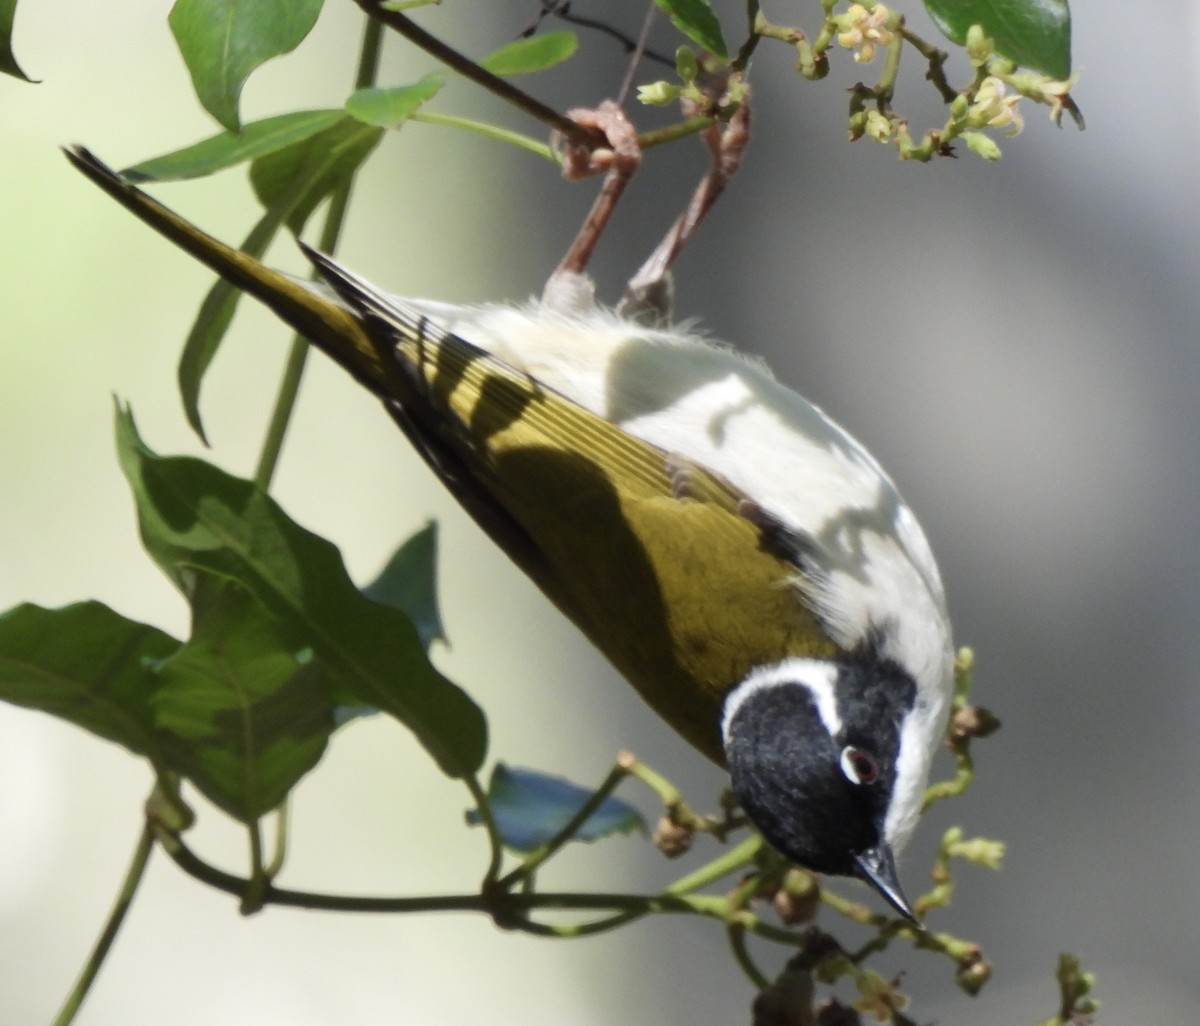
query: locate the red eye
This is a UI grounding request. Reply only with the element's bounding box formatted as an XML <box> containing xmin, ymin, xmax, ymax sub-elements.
<box><xmin>840</xmin><ymin>746</ymin><xmax>878</xmax><ymax>785</ymax></box>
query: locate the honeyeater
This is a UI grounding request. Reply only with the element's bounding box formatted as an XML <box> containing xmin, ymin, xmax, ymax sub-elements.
<box><xmin>66</xmin><ymin>145</ymin><xmax>954</xmax><ymax>922</ymax></box>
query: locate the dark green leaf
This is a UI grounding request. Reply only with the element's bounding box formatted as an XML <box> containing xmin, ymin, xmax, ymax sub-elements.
<box><xmin>177</xmin><ymin>208</ymin><xmax>288</xmax><ymax>444</ymax></box>
<box><xmin>480</xmin><ymin>32</ymin><xmax>578</xmax><ymax>77</ymax></box>
<box><xmin>114</xmin><ymin>404</ymin><xmax>487</xmax><ymax>777</ymax></box>
<box><xmin>924</xmin><ymin>0</ymin><xmax>1071</xmax><ymax>79</ymax></box>
<box><xmin>344</xmin><ymin>75</ymin><xmax>443</xmax><ymax>129</ymax></box>
<box><xmin>124</xmin><ymin>110</ymin><xmax>344</xmax><ymax>182</ymax></box>
<box><xmin>363</xmin><ymin>521</ymin><xmax>446</xmax><ymax>651</ymax></box>
<box><xmin>466</xmin><ymin>764</ymin><xmax>644</xmax><ymax>852</ymax></box>
<box><xmin>168</xmin><ymin>0</ymin><xmax>325</xmax><ymax>131</ymax></box>
<box><xmin>0</xmin><ymin>601</ymin><xmax>178</xmax><ymax>757</ymax></box>
<box><xmin>654</xmin><ymin>0</ymin><xmax>727</xmax><ymax>60</ymax></box>
<box><xmin>249</xmin><ymin>115</ymin><xmax>384</xmax><ymax>234</ymax></box>
<box><xmin>0</xmin><ymin>0</ymin><xmax>33</xmax><ymax>81</ymax></box>
<box><xmin>153</xmin><ymin>575</ymin><xmax>334</xmax><ymax>821</ymax></box>
<box><xmin>178</xmin><ymin>115</ymin><xmax>383</xmax><ymax>441</ymax></box>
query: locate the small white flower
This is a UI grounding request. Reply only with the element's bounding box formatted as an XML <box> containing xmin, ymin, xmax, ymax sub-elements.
<box><xmin>970</xmin><ymin>76</ymin><xmax>1024</xmax><ymax>136</ymax></box>
<box><xmin>864</xmin><ymin>109</ymin><xmax>893</xmax><ymax>143</ymax></box>
<box><xmin>637</xmin><ymin>81</ymin><xmax>680</xmax><ymax>107</ymax></box>
<box><xmin>1016</xmin><ymin>70</ymin><xmax>1081</xmax><ymax>121</ymax></box>
<box><xmin>836</xmin><ymin>3</ymin><xmax>893</xmax><ymax>65</ymax></box>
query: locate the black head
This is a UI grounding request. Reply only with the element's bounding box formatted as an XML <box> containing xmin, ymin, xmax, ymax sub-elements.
<box><xmin>723</xmin><ymin>654</ymin><xmax>920</xmax><ymax>920</ymax></box>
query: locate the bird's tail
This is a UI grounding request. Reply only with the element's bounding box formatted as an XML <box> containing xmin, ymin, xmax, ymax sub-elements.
<box><xmin>65</xmin><ymin>143</ymin><xmax>547</xmax><ymax>581</ymax></box>
<box><xmin>63</xmin><ymin>145</ymin><xmax>402</xmax><ymax>398</ymax></box>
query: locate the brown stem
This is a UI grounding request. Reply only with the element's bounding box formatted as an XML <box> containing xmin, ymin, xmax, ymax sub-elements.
<box><xmin>350</xmin><ymin>0</ymin><xmax>597</xmax><ymax>148</ymax></box>
<box><xmin>621</xmin><ymin>94</ymin><xmax>751</xmax><ymax>318</ymax></box>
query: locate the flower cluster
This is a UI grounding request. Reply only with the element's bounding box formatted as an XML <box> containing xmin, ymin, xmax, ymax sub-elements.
<box><xmin>835</xmin><ymin>3</ymin><xmax>893</xmax><ymax>64</ymax></box>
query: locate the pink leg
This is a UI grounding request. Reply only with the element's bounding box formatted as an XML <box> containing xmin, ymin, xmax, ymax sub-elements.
<box><xmin>620</xmin><ymin>95</ymin><xmax>751</xmax><ymax>323</ymax></box>
<box><xmin>545</xmin><ymin>101</ymin><xmax>643</xmax><ymax>309</ymax></box>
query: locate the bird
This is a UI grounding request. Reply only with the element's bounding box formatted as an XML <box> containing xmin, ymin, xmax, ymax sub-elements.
<box><xmin>65</xmin><ymin>144</ymin><xmax>955</xmax><ymax>923</ymax></box>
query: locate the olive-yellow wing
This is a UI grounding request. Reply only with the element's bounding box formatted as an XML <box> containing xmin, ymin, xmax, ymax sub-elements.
<box><xmin>66</xmin><ymin>146</ymin><xmax>837</xmax><ymax>763</ymax></box>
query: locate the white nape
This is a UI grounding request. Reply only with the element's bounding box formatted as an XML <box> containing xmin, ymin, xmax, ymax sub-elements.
<box><xmin>721</xmin><ymin>658</ymin><xmax>842</xmax><ymax>744</ymax></box>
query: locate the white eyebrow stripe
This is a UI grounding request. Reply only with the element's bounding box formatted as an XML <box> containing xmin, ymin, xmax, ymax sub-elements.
<box><xmin>721</xmin><ymin>658</ymin><xmax>842</xmax><ymax>742</ymax></box>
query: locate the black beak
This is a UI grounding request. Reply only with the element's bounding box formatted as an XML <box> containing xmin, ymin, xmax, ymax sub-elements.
<box><xmin>853</xmin><ymin>844</ymin><xmax>920</xmax><ymax>926</ymax></box>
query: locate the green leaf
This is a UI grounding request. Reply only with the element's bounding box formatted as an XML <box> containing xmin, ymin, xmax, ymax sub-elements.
<box><xmin>0</xmin><ymin>601</ymin><xmax>178</xmax><ymax>758</ymax></box>
<box><xmin>466</xmin><ymin>764</ymin><xmax>644</xmax><ymax>853</ymax></box>
<box><xmin>480</xmin><ymin>32</ymin><xmax>578</xmax><ymax>77</ymax></box>
<box><xmin>114</xmin><ymin>404</ymin><xmax>487</xmax><ymax>777</ymax></box>
<box><xmin>178</xmin><ymin>115</ymin><xmax>383</xmax><ymax>441</ymax></box>
<box><xmin>168</xmin><ymin>0</ymin><xmax>325</xmax><ymax>131</ymax></box>
<box><xmin>344</xmin><ymin>74</ymin><xmax>443</xmax><ymax>129</ymax></box>
<box><xmin>653</xmin><ymin>0</ymin><xmax>727</xmax><ymax>61</ymax></box>
<box><xmin>924</xmin><ymin>0</ymin><xmax>1071</xmax><ymax>79</ymax></box>
<box><xmin>177</xmin><ymin>208</ymin><xmax>288</xmax><ymax>444</ymax></box>
<box><xmin>153</xmin><ymin>575</ymin><xmax>334</xmax><ymax>821</ymax></box>
<box><xmin>0</xmin><ymin>0</ymin><xmax>33</xmax><ymax>81</ymax></box>
<box><xmin>124</xmin><ymin>110</ymin><xmax>344</xmax><ymax>182</ymax></box>
<box><xmin>363</xmin><ymin>521</ymin><xmax>446</xmax><ymax>651</ymax></box>
<box><xmin>249</xmin><ymin>115</ymin><xmax>384</xmax><ymax>234</ymax></box>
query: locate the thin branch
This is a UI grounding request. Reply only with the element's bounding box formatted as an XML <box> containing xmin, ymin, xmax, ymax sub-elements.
<box><xmin>52</xmin><ymin>825</ymin><xmax>155</xmax><ymax>1026</ymax></box>
<box><xmin>634</xmin><ymin>115</ymin><xmax>715</xmax><ymax>151</ymax></box>
<box><xmin>899</xmin><ymin>25</ymin><xmax>956</xmax><ymax>103</ymax></box>
<box><xmin>728</xmin><ymin>922</ymin><xmax>770</xmax><ymax>989</ymax></box>
<box><xmin>350</xmin><ymin>0</ymin><xmax>597</xmax><ymax>147</ymax></box>
<box><xmin>160</xmin><ymin>831</ymin><xmax>791</xmax><ymax>942</ymax></box>
<box><xmin>524</xmin><ymin>1</ymin><xmax>674</xmax><ymax>68</ymax></box>
<box><xmin>513</xmin><ymin>908</ymin><xmax>647</xmax><ymax>938</ymax></box>
<box><xmin>496</xmin><ymin>759</ymin><xmax>631</xmax><ymax>891</ymax></box>
<box><xmin>663</xmin><ymin>835</ymin><xmax>762</xmax><ymax>895</ymax></box>
<box><xmin>463</xmin><ymin>773</ymin><xmax>504</xmax><ymax>889</ymax></box>
<box><xmin>164</xmin><ymin>833</ymin><xmax>679</xmax><ymax>917</ymax></box>
<box><xmin>614</xmin><ymin>2</ymin><xmax>657</xmax><ymax>108</ymax></box>
<box><xmin>411</xmin><ymin>111</ymin><xmax>555</xmax><ymax>161</ymax></box>
<box><xmin>732</xmin><ymin>0</ymin><xmax>763</xmax><ymax>72</ymax></box>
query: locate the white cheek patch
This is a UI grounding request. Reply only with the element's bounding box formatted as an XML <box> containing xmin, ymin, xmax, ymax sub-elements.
<box><xmin>722</xmin><ymin>658</ymin><xmax>842</xmax><ymax>743</ymax></box>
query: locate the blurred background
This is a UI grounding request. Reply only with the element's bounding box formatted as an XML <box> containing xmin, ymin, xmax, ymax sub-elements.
<box><xmin>2</xmin><ymin>1</ymin><xmax>1197</xmax><ymax>1022</ymax></box>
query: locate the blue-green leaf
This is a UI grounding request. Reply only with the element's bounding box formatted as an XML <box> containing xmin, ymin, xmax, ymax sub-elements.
<box><xmin>363</xmin><ymin>521</ymin><xmax>446</xmax><ymax>651</ymax></box>
<box><xmin>924</xmin><ymin>0</ymin><xmax>1071</xmax><ymax>79</ymax></box>
<box><xmin>467</xmin><ymin>764</ymin><xmax>644</xmax><ymax>852</ymax></box>
<box><xmin>168</xmin><ymin>0</ymin><xmax>325</xmax><ymax>130</ymax></box>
